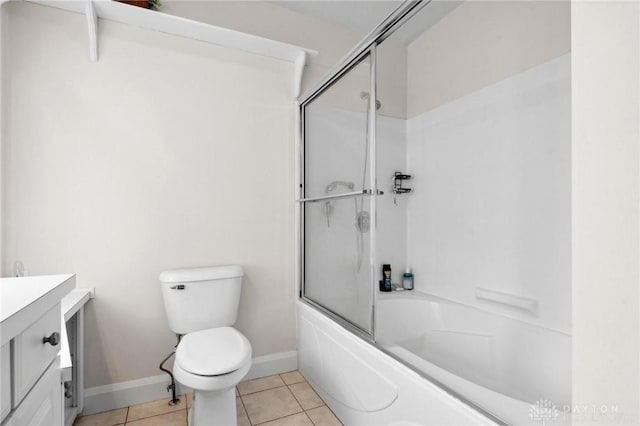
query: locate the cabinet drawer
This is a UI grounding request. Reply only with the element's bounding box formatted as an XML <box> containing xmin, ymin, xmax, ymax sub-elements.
<box><xmin>13</xmin><ymin>303</ymin><xmax>61</xmax><ymax>406</ymax></box>
<box><xmin>5</xmin><ymin>358</ymin><xmax>62</xmax><ymax>426</ymax></box>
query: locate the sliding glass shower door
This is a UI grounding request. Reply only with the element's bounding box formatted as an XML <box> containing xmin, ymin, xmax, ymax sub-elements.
<box><xmin>300</xmin><ymin>52</ymin><xmax>377</xmax><ymax>336</ymax></box>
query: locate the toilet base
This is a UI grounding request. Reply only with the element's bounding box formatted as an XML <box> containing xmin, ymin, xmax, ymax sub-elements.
<box><xmin>190</xmin><ymin>388</ymin><xmax>236</xmax><ymax>426</ymax></box>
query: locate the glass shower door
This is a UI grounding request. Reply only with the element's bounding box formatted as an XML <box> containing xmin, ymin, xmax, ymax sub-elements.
<box><xmin>300</xmin><ymin>52</ymin><xmax>377</xmax><ymax>336</ymax></box>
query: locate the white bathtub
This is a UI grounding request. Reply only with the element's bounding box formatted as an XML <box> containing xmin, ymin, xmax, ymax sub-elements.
<box><xmin>298</xmin><ymin>301</ymin><xmax>497</xmax><ymax>426</ymax></box>
<box><xmin>298</xmin><ymin>293</ymin><xmax>571</xmax><ymax>425</ymax></box>
<box><xmin>377</xmin><ymin>292</ymin><xmax>571</xmax><ymax>425</ymax></box>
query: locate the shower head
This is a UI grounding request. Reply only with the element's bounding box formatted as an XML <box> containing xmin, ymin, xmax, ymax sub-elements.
<box><xmin>360</xmin><ymin>91</ymin><xmax>381</xmax><ymax>110</ymax></box>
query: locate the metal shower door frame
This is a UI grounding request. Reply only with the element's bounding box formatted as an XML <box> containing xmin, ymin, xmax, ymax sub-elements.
<box><xmin>298</xmin><ymin>47</ymin><xmax>378</xmax><ymax>341</ymax></box>
<box><xmin>296</xmin><ymin>0</ymin><xmax>430</xmax><ymax>343</ymax></box>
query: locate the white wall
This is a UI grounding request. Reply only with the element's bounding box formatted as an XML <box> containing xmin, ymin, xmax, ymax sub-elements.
<box><xmin>571</xmin><ymin>2</ymin><xmax>640</xmax><ymax>424</ymax></box>
<box><xmin>161</xmin><ymin>0</ymin><xmax>408</xmax><ymax>119</ymax></box>
<box><xmin>3</xmin><ymin>2</ymin><xmax>295</xmax><ymax>388</ymax></box>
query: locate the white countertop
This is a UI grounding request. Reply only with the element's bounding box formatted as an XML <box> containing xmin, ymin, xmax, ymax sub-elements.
<box><xmin>0</xmin><ymin>274</ymin><xmax>76</xmax><ymax>346</ymax></box>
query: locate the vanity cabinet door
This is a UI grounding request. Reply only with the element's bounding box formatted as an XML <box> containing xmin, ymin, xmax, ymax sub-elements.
<box><xmin>5</xmin><ymin>359</ymin><xmax>62</xmax><ymax>426</ymax></box>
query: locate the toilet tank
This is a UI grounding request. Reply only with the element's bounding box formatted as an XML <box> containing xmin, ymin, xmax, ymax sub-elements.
<box><xmin>159</xmin><ymin>265</ymin><xmax>244</xmax><ymax>335</ymax></box>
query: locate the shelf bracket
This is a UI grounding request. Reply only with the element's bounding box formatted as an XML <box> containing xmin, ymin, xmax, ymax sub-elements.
<box><xmin>85</xmin><ymin>0</ymin><xmax>98</xmax><ymax>62</ymax></box>
<box><xmin>293</xmin><ymin>50</ymin><xmax>306</xmax><ymax>98</ymax></box>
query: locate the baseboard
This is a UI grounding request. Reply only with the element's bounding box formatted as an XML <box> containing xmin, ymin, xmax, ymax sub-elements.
<box><xmin>81</xmin><ymin>350</ymin><xmax>298</xmax><ymax>415</ymax></box>
<box><xmin>242</xmin><ymin>350</ymin><xmax>297</xmax><ymax>381</ymax></box>
<box><xmin>83</xmin><ymin>374</ymin><xmax>174</xmax><ymax>415</ymax></box>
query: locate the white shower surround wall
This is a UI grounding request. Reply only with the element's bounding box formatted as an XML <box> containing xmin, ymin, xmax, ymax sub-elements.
<box><xmin>406</xmin><ymin>53</ymin><xmax>572</xmax><ymax>333</ymax></box>
<box><xmin>299</xmin><ymin>55</ymin><xmax>571</xmax><ymax>424</ymax></box>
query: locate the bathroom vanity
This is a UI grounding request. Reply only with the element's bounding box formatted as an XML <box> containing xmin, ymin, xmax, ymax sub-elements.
<box><xmin>0</xmin><ymin>275</ymin><xmax>75</xmax><ymax>425</ymax></box>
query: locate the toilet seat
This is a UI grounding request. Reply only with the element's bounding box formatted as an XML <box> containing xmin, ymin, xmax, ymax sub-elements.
<box><xmin>176</xmin><ymin>327</ymin><xmax>251</xmax><ymax>376</ymax></box>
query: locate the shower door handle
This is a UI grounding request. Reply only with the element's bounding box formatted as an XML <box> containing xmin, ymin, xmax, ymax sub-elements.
<box><xmin>297</xmin><ymin>189</ymin><xmax>383</xmax><ymax>203</ymax></box>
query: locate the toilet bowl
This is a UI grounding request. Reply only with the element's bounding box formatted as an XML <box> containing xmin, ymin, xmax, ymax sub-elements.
<box><xmin>174</xmin><ymin>327</ymin><xmax>252</xmax><ymax>425</ymax></box>
<box><xmin>159</xmin><ymin>265</ymin><xmax>252</xmax><ymax>426</ymax></box>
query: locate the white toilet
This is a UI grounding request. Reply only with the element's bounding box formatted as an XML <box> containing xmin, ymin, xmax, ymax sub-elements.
<box><xmin>160</xmin><ymin>265</ymin><xmax>252</xmax><ymax>426</ymax></box>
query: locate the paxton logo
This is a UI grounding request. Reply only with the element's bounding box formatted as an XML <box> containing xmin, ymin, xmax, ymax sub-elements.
<box><xmin>530</xmin><ymin>400</ymin><xmax>560</xmax><ymax>424</ymax></box>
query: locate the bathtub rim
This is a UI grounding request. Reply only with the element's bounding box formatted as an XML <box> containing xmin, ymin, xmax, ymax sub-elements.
<box><xmin>297</xmin><ymin>298</ymin><xmax>509</xmax><ymax>426</ymax></box>
<box><xmin>378</xmin><ymin>289</ymin><xmax>572</xmax><ymax>337</ymax></box>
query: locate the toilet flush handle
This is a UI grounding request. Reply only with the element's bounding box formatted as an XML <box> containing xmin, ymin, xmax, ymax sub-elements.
<box><xmin>170</xmin><ymin>285</ymin><xmax>186</xmax><ymax>290</ymax></box>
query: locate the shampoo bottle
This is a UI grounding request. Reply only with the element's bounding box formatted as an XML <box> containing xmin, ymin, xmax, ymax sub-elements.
<box><xmin>382</xmin><ymin>264</ymin><xmax>392</xmax><ymax>292</ymax></box>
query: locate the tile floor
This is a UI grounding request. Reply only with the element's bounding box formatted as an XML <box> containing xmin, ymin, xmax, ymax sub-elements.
<box><xmin>73</xmin><ymin>370</ymin><xmax>342</xmax><ymax>426</ymax></box>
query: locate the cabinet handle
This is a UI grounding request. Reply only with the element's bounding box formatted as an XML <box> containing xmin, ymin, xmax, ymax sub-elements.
<box><xmin>42</xmin><ymin>332</ymin><xmax>60</xmax><ymax>346</ymax></box>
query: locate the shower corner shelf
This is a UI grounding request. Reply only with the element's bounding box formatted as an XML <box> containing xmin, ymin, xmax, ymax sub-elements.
<box><xmin>392</xmin><ymin>171</ymin><xmax>412</xmax><ymax>205</ymax></box>
<box><xmin>27</xmin><ymin>0</ymin><xmax>317</xmax><ymax>70</ymax></box>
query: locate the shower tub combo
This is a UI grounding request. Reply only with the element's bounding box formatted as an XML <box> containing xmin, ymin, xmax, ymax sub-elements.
<box><xmin>296</xmin><ymin>1</ymin><xmax>571</xmax><ymax>425</ymax></box>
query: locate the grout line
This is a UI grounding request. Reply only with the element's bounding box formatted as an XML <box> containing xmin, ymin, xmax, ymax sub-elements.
<box><xmin>279</xmin><ymin>371</ymin><xmax>306</xmax><ymax>386</ymax></box>
<box><xmin>305</xmin><ymin>409</ymin><xmax>319</xmax><ymax>426</ymax></box>
<box><xmin>324</xmin><ymin>405</ymin><xmax>344</xmax><ymax>426</ymax></box>
<box><xmin>252</xmin><ymin>411</ymin><xmax>309</xmax><ymax>426</ymax></box>
<box><xmin>278</xmin><ymin>373</ymin><xmax>305</xmax><ymax>386</ymax></box>
<box><xmin>303</xmin><ymin>411</ymin><xmax>315</xmax><ymax>426</ymax></box>
<box><xmin>239</xmin><ymin>383</ymin><xmax>288</xmax><ymax>397</ymax></box>
<box><xmin>127</xmin><ymin>409</ymin><xmax>188</xmax><ymax>425</ymax></box>
<box><xmin>286</xmin><ymin>383</ymin><xmax>305</xmax><ymax>412</ymax></box>
<box><xmin>245</xmin><ymin>386</ymin><xmax>304</xmax><ymax>425</ymax></box>
<box><xmin>288</xmin><ymin>381</ymin><xmax>326</xmax><ymax>412</ymax></box>
<box><xmin>123</xmin><ymin>405</ymin><xmax>186</xmax><ymax>423</ymax></box>
<box><xmin>238</xmin><ymin>391</ymin><xmax>251</xmax><ymax>425</ymax></box>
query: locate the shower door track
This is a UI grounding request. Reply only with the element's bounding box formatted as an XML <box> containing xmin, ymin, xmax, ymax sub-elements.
<box><xmin>298</xmin><ymin>0</ymin><xmax>430</xmax><ymax>106</ymax></box>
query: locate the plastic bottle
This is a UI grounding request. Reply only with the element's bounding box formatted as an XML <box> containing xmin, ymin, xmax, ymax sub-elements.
<box><xmin>382</xmin><ymin>264</ymin><xmax>392</xmax><ymax>292</ymax></box>
<box><xmin>402</xmin><ymin>267</ymin><xmax>414</xmax><ymax>290</ymax></box>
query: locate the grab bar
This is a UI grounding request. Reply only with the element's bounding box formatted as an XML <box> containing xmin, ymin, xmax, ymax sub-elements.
<box><xmin>297</xmin><ymin>189</ymin><xmax>384</xmax><ymax>203</ymax></box>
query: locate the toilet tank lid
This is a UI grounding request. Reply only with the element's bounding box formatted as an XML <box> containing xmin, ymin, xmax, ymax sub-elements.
<box><xmin>159</xmin><ymin>265</ymin><xmax>244</xmax><ymax>283</ymax></box>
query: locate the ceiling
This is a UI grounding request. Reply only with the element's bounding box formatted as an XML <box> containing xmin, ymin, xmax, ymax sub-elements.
<box><xmin>270</xmin><ymin>1</ymin><xmax>463</xmax><ymax>45</ymax></box>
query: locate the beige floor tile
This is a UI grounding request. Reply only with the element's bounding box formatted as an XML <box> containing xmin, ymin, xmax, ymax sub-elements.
<box><xmin>257</xmin><ymin>412</ymin><xmax>314</xmax><ymax>426</ymax></box>
<box><xmin>237</xmin><ymin>396</ymin><xmax>251</xmax><ymax>426</ymax></box>
<box><xmin>279</xmin><ymin>371</ymin><xmax>305</xmax><ymax>385</ymax></box>
<box><xmin>242</xmin><ymin>386</ymin><xmax>302</xmax><ymax>424</ymax></box>
<box><xmin>288</xmin><ymin>381</ymin><xmax>324</xmax><ymax>410</ymax></box>
<box><xmin>306</xmin><ymin>406</ymin><xmax>343</xmax><ymax>426</ymax></box>
<box><xmin>126</xmin><ymin>397</ymin><xmax>186</xmax><ymax>422</ymax></box>
<box><xmin>236</xmin><ymin>387</ymin><xmax>240</xmax><ymax>396</ymax></box>
<box><xmin>74</xmin><ymin>408</ymin><xmax>128</xmax><ymax>426</ymax></box>
<box><xmin>125</xmin><ymin>410</ymin><xmax>186</xmax><ymax>426</ymax></box>
<box><xmin>237</xmin><ymin>375</ymin><xmax>285</xmax><ymax>395</ymax></box>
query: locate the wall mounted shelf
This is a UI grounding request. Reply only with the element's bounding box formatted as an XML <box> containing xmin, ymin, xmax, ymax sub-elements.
<box><xmin>27</xmin><ymin>0</ymin><xmax>316</xmax><ymax>94</ymax></box>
